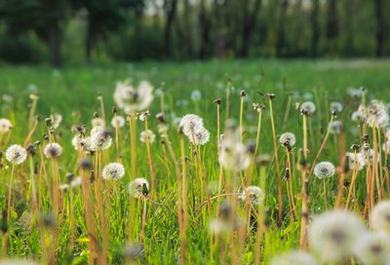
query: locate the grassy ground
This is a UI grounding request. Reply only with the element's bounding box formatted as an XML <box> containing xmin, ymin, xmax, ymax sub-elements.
<box><xmin>0</xmin><ymin>59</ymin><xmax>389</xmax><ymax>264</ymax></box>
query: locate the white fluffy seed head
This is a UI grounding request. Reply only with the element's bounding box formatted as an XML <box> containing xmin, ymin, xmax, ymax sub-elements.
<box><xmin>270</xmin><ymin>251</ymin><xmax>318</xmax><ymax>265</ymax></box>
<box><xmin>371</xmin><ymin>200</ymin><xmax>390</xmax><ymax>234</ymax></box>
<box><xmin>362</xmin><ymin>100</ymin><xmax>389</xmax><ymax>128</ymax></box>
<box><xmin>239</xmin><ymin>186</ymin><xmax>265</xmax><ymax>206</ymax></box>
<box><xmin>43</xmin><ymin>143</ymin><xmax>63</xmax><ymax>159</ymax></box>
<box><xmin>191</xmin><ymin>90</ymin><xmax>201</xmax><ymax>101</ymax></box>
<box><xmin>50</xmin><ymin>113</ymin><xmax>62</xmax><ymax>129</ymax></box>
<box><xmin>140</xmin><ymin>129</ymin><xmax>156</xmax><ymax>144</ymax></box>
<box><xmin>128</xmin><ymin>178</ymin><xmax>149</xmax><ymax>198</ymax></box>
<box><xmin>353</xmin><ymin>232</ymin><xmax>390</xmax><ymax>265</ymax></box>
<box><xmin>329</xmin><ymin>120</ymin><xmax>343</xmax><ymax>134</ymax></box>
<box><xmin>0</xmin><ymin>118</ymin><xmax>13</xmax><ymax>134</ymax></box>
<box><xmin>90</xmin><ymin>127</ymin><xmax>112</xmax><ymax>150</ymax></box>
<box><xmin>113</xmin><ymin>80</ymin><xmax>154</xmax><ymax>113</ymax></box>
<box><xmin>300</xmin><ymin>101</ymin><xmax>316</xmax><ymax>115</ymax></box>
<box><xmin>330</xmin><ymin>101</ymin><xmax>343</xmax><ymax>113</ymax></box>
<box><xmin>314</xmin><ymin>161</ymin><xmax>336</xmax><ymax>179</ymax></box>
<box><xmin>190</xmin><ymin>126</ymin><xmax>210</xmax><ymax>145</ymax></box>
<box><xmin>111</xmin><ymin>115</ymin><xmax>125</xmax><ymax>128</ymax></box>
<box><xmin>346</xmin><ymin>152</ymin><xmax>366</xmax><ymax>171</ymax></box>
<box><xmin>279</xmin><ymin>132</ymin><xmax>296</xmax><ymax>147</ymax></box>
<box><xmin>309</xmin><ymin>210</ymin><xmax>365</xmax><ymax>263</ymax></box>
<box><xmin>5</xmin><ymin>144</ymin><xmax>27</xmax><ymax>165</ymax></box>
<box><xmin>179</xmin><ymin>114</ymin><xmax>204</xmax><ymax>138</ymax></box>
<box><xmin>102</xmin><ymin>163</ymin><xmax>125</xmax><ymax>181</ymax></box>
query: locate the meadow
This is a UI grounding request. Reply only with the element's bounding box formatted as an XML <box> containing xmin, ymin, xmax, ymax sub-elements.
<box><xmin>0</xmin><ymin>59</ymin><xmax>390</xmax><ymax>264</ymax></box>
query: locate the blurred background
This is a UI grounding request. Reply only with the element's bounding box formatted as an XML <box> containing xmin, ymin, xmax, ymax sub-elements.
<box><xmin>0</xmin><ymin>0</ymin><xmax>389</xmax><ymax>67</ymax></box>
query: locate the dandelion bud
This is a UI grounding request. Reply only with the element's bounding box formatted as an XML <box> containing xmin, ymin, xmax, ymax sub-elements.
<box><xmin>240</xmin><ymin>90</ymin><xmax>246</xmax><ymax>97</ymax></box>
<box><xmin>156</xmin><ymin>112</ymin><xmax>165</xmax><ymax>123</ymax></box>
<box><xmin>43</xmin><ymin>143</ymin><xmax>63</xmax><ymax>159</ymax></box>
<box><xmin>79</xmin><ymin>158</ymin><xmax>92</xmax><ymax>171</ymax></box>
<box><xmin>266</xmin><ymin>93</ymin><xmax>275</xmax><ymax>100</ymax></box>
<box><xmin>213</xmin><ymin>98</ymin><xmax>222</xmax><ymax>105</ymax></box>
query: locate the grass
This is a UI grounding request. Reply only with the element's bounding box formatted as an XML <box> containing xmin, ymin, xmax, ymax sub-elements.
<box><xmin>0</xmin><ymin>59</ymin><xmax>389</xmax><ymax>264</ymax></box>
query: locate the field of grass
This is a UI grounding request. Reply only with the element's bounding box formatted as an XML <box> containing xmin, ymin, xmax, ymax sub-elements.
<box><xmin>0</xmin><ymin>59</ymin><xmax>390</xmax><ymax>264</ymax></box>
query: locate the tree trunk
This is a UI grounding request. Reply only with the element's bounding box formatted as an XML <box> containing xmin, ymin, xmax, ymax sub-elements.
<box><xmin>49</xmin><ymin>21</ymin><xmax>62</xmax><ymax>68</ymax></box>
<box><xmin>85</xmin><ymin>17</ymin><xmax>93</xmax><ymax>64</ymax></box>
<box><xmin>199</xmin><ymin>0</ymin><xmax>211</xmax><ymax>59</ymax></box>
<box><xmin>310</xmin><ymin>0</ymin><xmax>320</xmax><ymax>57</ymax></box>
<box><xmin>374</xmin><ymin>0</ymin><xmax>384</xmax><ymax>57</ymax></box>
<box><xmin>239</xmin><ymin>0</ymin><xmax>262</xmax><ymax>57</ymax></box>
<box><xmin>276</xmin><ymin>0</ymin><xmax>288</xmax><ymax>57</ymax></box>
<box><xmin>325</xmin><ymin>0</ymin><xmax>339</xmax><ymax>54</ymax></box>
<box><xmin>163</xmin><ymin>0</ymin><xmax>178</xmax><ymax>57</ymax></box>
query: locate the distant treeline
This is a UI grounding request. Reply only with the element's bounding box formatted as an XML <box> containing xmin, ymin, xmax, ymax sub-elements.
<box><xmin>0</xmin><ymin>0</ymin><xmax>389</xmax><ymax>67</ymax></box>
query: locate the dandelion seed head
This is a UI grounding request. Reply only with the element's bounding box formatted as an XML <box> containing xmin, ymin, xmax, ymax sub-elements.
<box><xmin>239</xmin><ymin>186</ymin><xmax>265</xmax><ymax>206</ymax></box>
<box><xmin>329</xmin><ymin>120</ymin><xmax>343</xmax><ymax>134</ymax></box>
<box><xmin>102</xmin><ymin>162</ymin><xmax>125</xmax><ymax>181</ymax></box>
<box><xmin>128</xmin><ymin>178</ymin><xmax>149</xmax><ymax>198</ymax></box>
<box><xmin>347</xmin><ymin>87</ymin><xmax>366</xmax><ymax>98</ymax></box>
<box><xmin>346</xmin><ymin>152</ymin><xmax>366</xmax><ymax>171</ymax></box>
<box><xmin>362</xmin><ymin>100</ymin><xmax>389</xmax><ymax>128</ymax></box>
<box><xmin>352</xmin><ymin>110</ymin><xmax>366</xmax><ymax>122</ymax></box>
<box><xmin>279</xmin><ymin>132</ymin><xmax>296</xmax><ymax>147</ymax></box>
<box><xmin>114</xmin><ymin>80</ymin><xmax>154</xmax><ymax>113</ymax></box>
<box><xmin>300</xmin><ymin>101</ymin><xmax>316</xmax><ymax>115</ymax></box>
<box><xmin>90</xmin><ymin>127</ymin><xmax>112</xmax><ymax>150</ymax></box>
<box><xmin>191</xmin><ymin>90</ymin><xmax>201</xmax><ymax>101</ymax></box>
<box><xmin>50</xmin><ymin>113</ymin><xmax>62</xmax><ymax>129</ymax></box>
<box><xmin>111</xmin><ymin>115</ymin><xmax>125</xmax><ymax>128</ymax></box>
<box><xmin>43</xmin><ymin>143</ymin><xmax>63</xmax><ymax>159</ymax></box>
<box><xmin>179</xmin><ymin>114</ymin><xmax>204</xmax><ymax>137</ymax></box>
<box><xmin>91</xmin><ymin>117</ymin><xmax>105</xmax><ymax>128</ymax></box>
<box><xmin>5</xmin><ymin>144</ymin><xmax>27</xmax><ymax>165</ymax></box>
<box><xmin>309</xmin><ymin>210</ymin><xmax>364</xmax><ymax>263</ymax></box>
<box><xmin>330</xmin><ymin>101</ymin><xmax>343</xmax><ymax>113</ymax></box>
<box><xmin>314</xmin><ymin>161</ymin><xmax>336</xmax><ymax>179</ymax></box>
<box><xmin>0</xmin><ymin>118</ymin><xmax>13</xmax><ymax>134</ymax></box>
<box><xmin>353</xmin><ymin>232</ymin><xmax>390</xmax><ymax>265</ymax></box>
<box><xmin>270</xmin><ymin>251</ymin><xmax>318</xmax><ymax>265</ymax></box>
<box><xmin>371</xmin><ymin>200</ymin><xmax>390</xmax><ymax>234</ymax></box>
<box><xmin>140</xmin><ymin>129</ymin><xmax>156</xmax><ymax>144</ymax></box>
<box><xmin>190</xmin><ymin>126</ymin><xmax>210</xmax><ymax>145</ymax></box>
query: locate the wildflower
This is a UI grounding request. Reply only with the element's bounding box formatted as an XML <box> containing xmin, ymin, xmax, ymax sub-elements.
<box><xmin>279</xmin><ymin>132</ymin><xmax>296</xmax><ymax>147</ymax></box>
<box><xmin>91</xmin><ymin>117</ymin><xmax>105</xmax><ymax>128</ymax></box>
<box><xmin>189</xmin><ymin>126</ymin><xmax>210</xmax><ymax>145</ymax></box>
<box><xmin>102</xmin><ymin>163</ymin><xmax>125</xmax><ymax>181</ymax></box>
<box><xmin>329</xmin><ymin>120</ymin><xmax>343</xmax><ymax>134</ymax></box>
<box><xmin>371</xmin><ymin>200</ymin><xmax>390</xmax><ymax>234</ymax></box>
<box><xmin>270</xmin><ymin>251</ymin><xmax>318</xmax><ymax>265</ymax></box>
<box><xmin>218</xmin><ymin>124</ymin><xmax>251</xmax><ymax>171</ymax></box>
<box><xmin>50</xmin><ymin>113</ymin><xmax>62</xmax><ymax>129</ymax></box>
<box><xmin>300</xmin><ymin>101</ymin><xmax>316</xmax><ymax>115</ymax></box>
<box><xmin>179</xmin><ymin>114</ymin><xmax>204</xmax><ymax>138</ymax></box>
<box><xmin>313</xmin><ymin>161</ymin><xmax>336</xmax><ymax>179</ymax></box>
<box><xmin>353</xmin><ymin>232</ymin><xmax>390</xmax><ymax>265</ymax></box>
<box><xmin>239</xmin><ymin>186</ymin><xmax>265</xmax><ymax>206</ymax></box>
<box><xmin>43</xmin><ymin>143</ymin><xmax>63</xmax><ymax>159</ymax></box>
<box><xmin>140</xmin><ymin>130</ymin><xmax>156</xmax><ymax>144</ymax></box>
<box><xmin>113</xmin><ymin>80</ymin><xmax>154</xmax><ymax>113</ymax></box>
<box><xmin>111</xmin><ymin>115</ymin><xmax>125</xmax><ymax>128</ymax></box>
<box><xmin>191</xmin><ymin>90</ymin><xmax>201</xmax><ymax>101</ymax></box>
<box><xmin>347</xmin><ymin>87</ymin><xmax>366</xmax><ymax>98</ymax></box>
<box><xmin>309</xmin><ymin>210</ymin><xmax>364</xmax><ymax>263</ymax></box>
<box><xmin>90</xmin><ymin>127</ymin><xmax>112</xmax><ymax>150</ymax></box>
<box><xmin>0</xmin><ymin>118</ymin><xmax>12</xmax><ymax>134</ymax></box>
<box><xmin>346</xmin><ymin>152</ymin><xmax>366</xmax><ymax>171</ymax></box>
<box><xmin>330</xmin><ymin>101</ymin><xmax>343</xmax><ymax>113</ymax></box>
<box><xmin>362</xmin><ymin>100</ymin><xmax>389</xmax><ymax>128</ymax></box>
<box><xmin>5</xmin><ymin>144</ymin><xmax>27</xmax><ymax>165</ymax></box>
<box><xmin>351</xmin><ymin>110</ymin><xmax>366</xmax><ymax>122</ymax></box>
<box><xmin>128</xmin><ymin>178</ymin><xmax>149</xmax><ymax>198</ymax></box>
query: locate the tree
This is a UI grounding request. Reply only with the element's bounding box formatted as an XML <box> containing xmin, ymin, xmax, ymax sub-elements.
<box><xmin>0</xmin><ymin>0</ymin><xmax>69</xmax><ymax>68</ymax></box>
<box><xmin>71</xmin><ymin>0</ymin><xmax>143</xmax><ymax>63</ymax></box>
<box><xmin>238</xmin><ymin>0</ymin><xmax>262</xmax><ymax>57</ymax></box>
<box><xmin>163</xmin><ymin>0</ymin><xmax>178</xmax><ymax>57</ymax></box>
<box><xmin>325</xmin><ymin>0</ymin><xmax>339</xmax><ymax>54</ymax></box>
<box><xmin>276</xmin><ymin>0</ymin><xmax>288</xmax><ymax>57</ymax></box>
<box><xmin>310</xmin><ymin>0</ymin><xmax>320</xmax><ymax>57</ymax></box>
<box><xmin>374</xmin><ymin>0</ymin><xmax>384</xmax><ymax>57</ymax></box>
